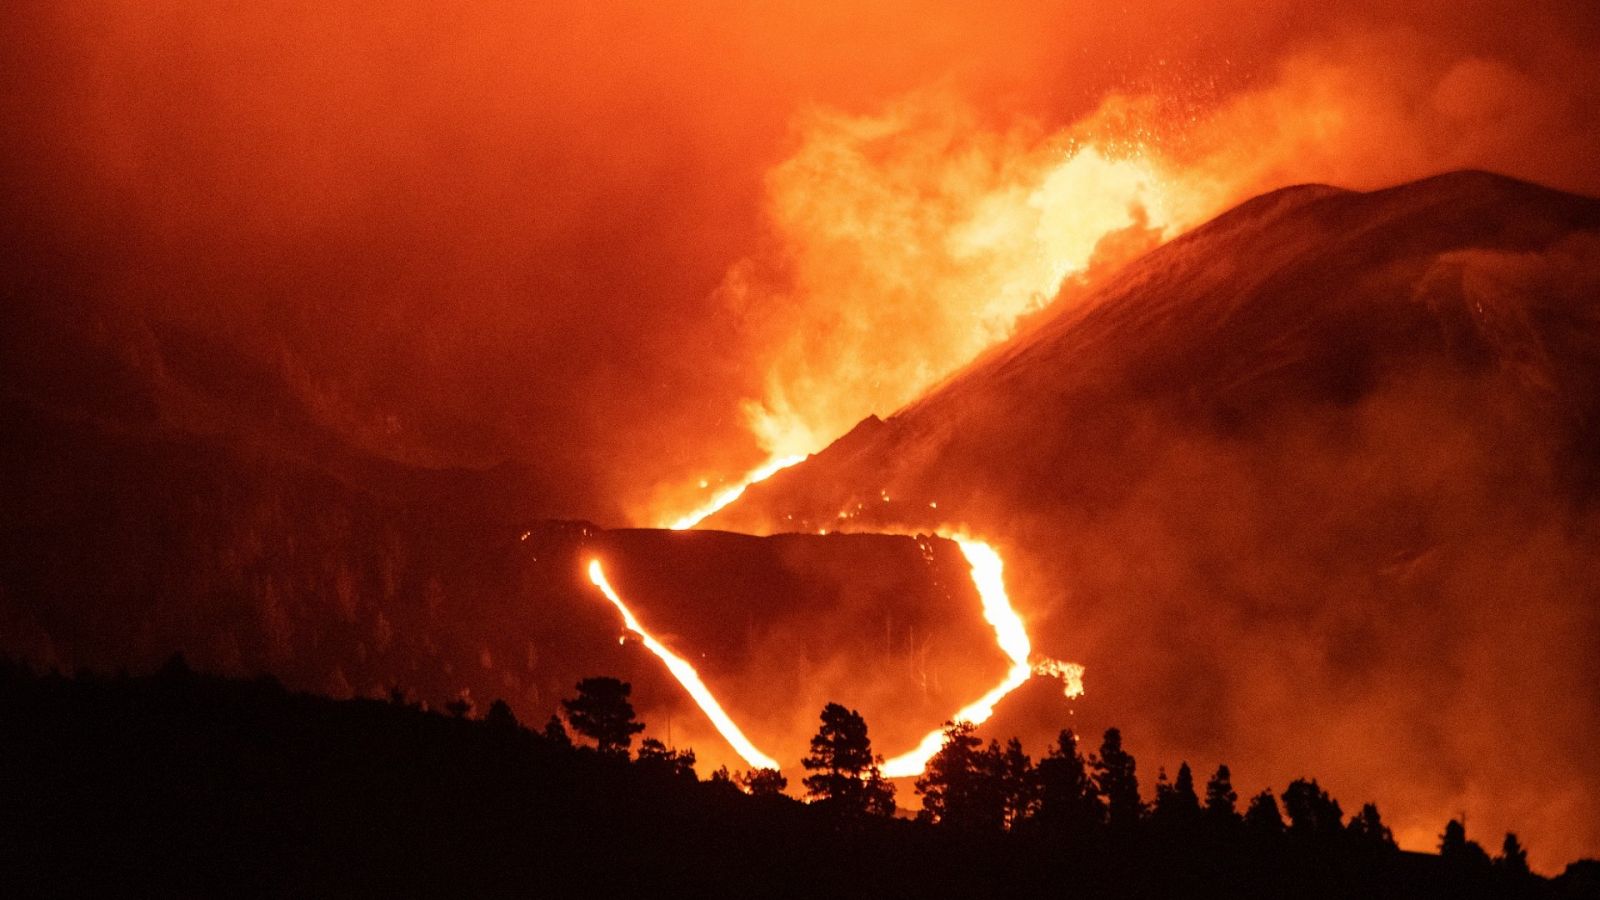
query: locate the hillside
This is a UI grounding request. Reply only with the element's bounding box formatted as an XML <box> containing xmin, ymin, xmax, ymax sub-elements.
<box><xmin>0</xmin><ymin>395</ymin><xmax>1005</xmax><ymax>773</ymax></box>
<box><xmin>708</xmin><ymin>171</ymin><xmax>1600</xmax><ymax>866</ymax></box>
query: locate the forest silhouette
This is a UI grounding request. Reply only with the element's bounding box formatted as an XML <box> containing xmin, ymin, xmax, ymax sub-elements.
<box><xmin>1</xmin><ymin>656</ymin><xmax>1595</xmax><ymax>898</ymax></box>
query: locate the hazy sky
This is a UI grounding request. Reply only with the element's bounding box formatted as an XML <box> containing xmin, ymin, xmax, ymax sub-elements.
<box><xmin>4</xmin><ymin>1</ymin><xmax>1598</xmax><ymax>522</ymax></box>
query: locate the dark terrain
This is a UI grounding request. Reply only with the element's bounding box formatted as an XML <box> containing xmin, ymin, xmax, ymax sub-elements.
<box><xmin>4</xmin><ymin>658</ymin><xmax>1595</xmax><ymax>898</ymax></box>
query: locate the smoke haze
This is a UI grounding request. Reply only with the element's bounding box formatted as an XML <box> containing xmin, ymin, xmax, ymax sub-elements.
<box><xmin>6</xmin><ymin>2</ymin><xmax>1598</xmax><ymax>515</ymax></box>
<box><xmin>5</xmin><ymin>0</ymin><xmax>1600</xmax><ymax>872</ymax></box>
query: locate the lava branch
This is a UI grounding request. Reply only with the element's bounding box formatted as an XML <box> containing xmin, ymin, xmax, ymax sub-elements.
<box><xmin>667</xmin><ymin>454</ymin><xmax>807</xmax><ymax>531</ymax></box>
<box><xmin>880</xmin><ymin>536</ymin><xmax>1084</xmax><ymax>778</ymax></box>
<box><xmin>653</xmin><ymin>460</ymin><xmax>1085</xmax><ymax>778</ymax></box>
<box><xmin>587</xmin><ymin>559</ymin><xmax>782</xmax><ymax>771</ymax></box>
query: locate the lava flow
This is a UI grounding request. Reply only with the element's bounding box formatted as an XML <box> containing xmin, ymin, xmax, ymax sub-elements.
<box><xmin>587</xmin><ymin>558</ymin><xmax>781</xmax><ymax>770</ymax></box>
<box><xmin>881</xmin><ymin>536</ymin><xmax>1083</xmax><ymax>777</ymax></box>
<box><xmin>651</xmin><ymin>442</ymin><xmax>1083</xmax><ymax>777</ymax></box>
<box><xmin>667</xmin><ymin>454</ymin><xmax>806</xmax><ymax>530</ymax></box>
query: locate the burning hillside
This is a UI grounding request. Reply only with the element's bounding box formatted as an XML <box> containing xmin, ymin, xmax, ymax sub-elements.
<box><xmin>704</xmin><ymin>170</ymin><xmax>1600</xmax><ymax>866</ymax></box>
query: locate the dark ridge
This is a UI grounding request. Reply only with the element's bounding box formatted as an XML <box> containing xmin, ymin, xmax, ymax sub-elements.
<box><xmin>2</xmin><ymin>658</ymin><xmax>1591</xmax><ymax>898</ymax></box>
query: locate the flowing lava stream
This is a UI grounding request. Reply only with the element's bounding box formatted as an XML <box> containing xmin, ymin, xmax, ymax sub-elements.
<box><xmin>667</xmin><ymin>454</ymin><xmax>807</xmax><ymax>531</ymax></box>
<box><xmin>881</xmin><ymin>537</ymin><xmax>1083</xmax><ymax>778</ymax></box>
<box><xmin>627</xmin><ymin>459</ymin><xmax>1086</xmax><ymax>777</ymax></box>
<box><xmin>595</xmin><ymin>501</ymin><xmax>1085</xmax><ymax>777</ymax></box>
<box><xmin>587</xmin><ymin>559</ymin><xmax>782</xmax><ymax>771</ymax></box>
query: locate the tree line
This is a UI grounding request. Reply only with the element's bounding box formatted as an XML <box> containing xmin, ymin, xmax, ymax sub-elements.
<box><xmin>549</xmin><ymin>675</ymin><xmax>1549</xmax><ymax>890</ymax></box>
<box><xmin>7</xmin><ymin>656</ymin><xmax>1593</xmax><ymax>897</ymax></box>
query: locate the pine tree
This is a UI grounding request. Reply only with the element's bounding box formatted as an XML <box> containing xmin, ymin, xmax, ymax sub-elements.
<box><xmin>1440</xmin><ymin>818</ymin><xmax>1492</xmax><ymax>870</ymax></box>
<box><xmin>1496</xmin><ymin>832</ymin><xmax>1531</xmax><ymax>879</ymax></box>
<box><xmin>1244</xmin><ymin>789</ymin><xmax>1285</xmax><ymax>833</ymax></box>
<box><xmin>1173</xmin><ymin>763</ymin><xmax>1198</xmax><ymax>807</ymax></box>
<box><xmin>997</xmin><ymin>737</ymin><xmax>1038</xmax><ymax>829</ymax></box>
<box><xmin>561</xmin><ymin>677</ymin><xmax>645</xmax><ymax>755</ymax></box>
<box><xmin>1091</xmin><ymin>727</ymin><xmax>1142</xmax><ymax>829</ymax></box>
<box><xmin>1204</xmin><ymin>764</ymin><xmax>1238</xmax><ymax>822</ymax></box>
<box><xmin>1036</xmin><ymin>728</ymin><xmax>1103</xmax><ymax>836</ymax></box>
<box><xmin>916</xmin><ymin>722</ymin><xmax>1004</xmax><ymax>830</ymax></box>
<box><xmin>541</xmin><ymin>714</ymin><xmax>573</xmax><ymax>749</ymax></box>
<box><xmin>484</xmin><ymin>698</ymin><xmax>518</xmax><ymax>732</ymax></box>
<box><xmin>635</xmin><ymin>737</ymin><xmax>697</xmax><ymax>779</ymax></box>
<box><xmin>1281</xmin><ymin>778</ymin><xmax>1343</xmax><ymax>837</ymax></box>
<box><xmin>1345</xmin><ymin>802</ymin><xmax>1396</xmax><ymax>849</ymax></box>
<box><xmin>1155</xmin><ymin>761</ymin><xmax>1200</xmax><ymax>823</ymax></box>
<box><xmin>801</xmin><ymin>702</ymin><xmax>894</xmax><ymax>817</ymax></box>
<box><xmin>738</xmin><ymin>767</ymin><xmax>789</xmax><ymax>797</ymax></box>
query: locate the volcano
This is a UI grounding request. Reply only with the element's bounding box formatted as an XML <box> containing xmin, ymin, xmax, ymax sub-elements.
<box><xmin>707</xmin><ymin>170</ymin><xmax>1600</xmax><ymax>866</ymax></box>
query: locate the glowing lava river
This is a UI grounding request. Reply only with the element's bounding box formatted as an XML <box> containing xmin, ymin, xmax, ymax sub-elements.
<box><xmin>585</xmin><ymin>519</ymin><xmax>1083</xmax><ymax>776</ymax></box>
<box><xmin>587</xmin><ymin>559</ymin><xmax>781</xmax><ymax>771</ymax></box>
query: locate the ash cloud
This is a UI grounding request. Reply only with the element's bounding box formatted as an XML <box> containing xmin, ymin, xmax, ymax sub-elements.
<box><xmin>5</xmin><ymin>2</ymin><xmax>1598</xmax><ymax>519</ymax></box>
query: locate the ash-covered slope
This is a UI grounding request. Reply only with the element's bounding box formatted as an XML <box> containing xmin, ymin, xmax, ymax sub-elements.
<box><xmin>710</xmin><ymin>171</ymin><xmax>1600</xmax><ymax>868</ymax></box>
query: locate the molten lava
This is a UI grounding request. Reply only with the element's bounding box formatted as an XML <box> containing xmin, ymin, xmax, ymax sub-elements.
<box><xmin>586</xmin><ymin>558</ymin><xmax>781</xmax><ymax>770</ymax></box>
<box><xmin>881</xmin><ymin>537</ymin><xmax>1083</xmax><ymax>777</ymax></box>
<box><xmin>667</xmin><ymin>454</ymin><xmax>807</xmax><ymax>530</ymax></box>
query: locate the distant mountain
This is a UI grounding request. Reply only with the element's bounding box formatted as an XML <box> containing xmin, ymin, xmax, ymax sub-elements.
<box><xmin>709</xmin><ymin>171</ymin><xmax>1600</xmax><ymax>868</ymax></box>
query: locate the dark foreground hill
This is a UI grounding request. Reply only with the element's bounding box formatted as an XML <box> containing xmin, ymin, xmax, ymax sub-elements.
<box><xmin>709</xmin><ymin>171</ymin><xmax>1600</xmax><ymax>866</ymax></box>
<box><xmin>4</xmin><ymin>659</ymin><xmax>1595</xmax><ymax>898</ymax></box>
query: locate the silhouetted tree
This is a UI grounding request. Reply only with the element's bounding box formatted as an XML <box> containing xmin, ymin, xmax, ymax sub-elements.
<box><xmin>1282</xmin><ymin>778</ymin><xmax>1343</xmax><ymax>838</ymax></box>
<box><xmin>737</xmin><ymin>767</ymin><xmax>788</xmax><ymax>797</ymax></box>
<box><xmin>916</xmin><ymin>722</ymin><xmax>1005</xmax><ymax>830</ymax></box>
<box><xmin>801</xmin><ymin>702</ymin><xmax>894</xmax><ymax>817</ymax></box>
<box><xmin>541</xmin><ymin>714</ymin><xmax>573</xmax><ymax>749</ymax></box>
<box><xmin>1204</xmin><ymin>764</ymin><xmax>1238</xmax><ymax>822</ymax></box>
<box><xmin>1244</xmin><ymin>789</ymin><xmax>1285</xmax><ymax>834</ymax></box>
<box><xmin>635</xmin><ymin>738</ymin><xmax>697</xmax><ymax>780</ymax></box>
<box><xmin>1440</xmin><ymin>818</ymin><xmax>1493</xmax><ymax>871</ymax></box>
<box><xmin>1092</xmin><ymin>728</ymin><xmax>1142</xmax><ymax>829</ymax></box>
<box><xmin>1345</xmin><ymin>802</ymin><xmax>1395</xmax><ymax>849</ymax></box>
<box><xmin>561</xmin><ymin>677</ymin><xmax>645</xmax><ymax>756</ymax></box>
<box><xmin>484</xmin><ymin>698</ymin><xmax>518</xmax><ymax>732</ymax></box>
<box><xmin>997</xmin><ymin>737</ymin><xmax>1038</xmax><ymax>829</ymax></box>
<box><xmin>1496</xmin><ymin>832</ymin><xmax>1531</xmax><ymax>880</ymax></box>
<box><xmin>1155</xmin><ymin>762</ymin><xmax>1200</xmax><ymax>824</ymax></box>
<box><xmin>1036</xmin><ymin>728</ymin><xmax>1103</xmax><ymax>836</ymax></box>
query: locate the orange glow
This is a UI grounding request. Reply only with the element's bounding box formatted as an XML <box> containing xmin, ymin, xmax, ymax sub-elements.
<box><xmin>721</xmin><ymin>99</ymin><xmax>1187</xmax><ymax>478</ymax></box>
<box><xmin>882</xmin><ymin>536</ymin><xmax>1084</xmax><ymax>778</ymax></box>
<box><xmin>666</xmin><ymin>454</ymin><xmax>807</xmax><ymax>530</ymax></box>
<box><xmin>646</xmin><ymin>98</ymin><xmax>1196</xmax><ymax>527</ymax></box>
<box><xmin>587</xmin><ymin>558</ymin><xmax>781</xmax><ymax>770</ymax></box>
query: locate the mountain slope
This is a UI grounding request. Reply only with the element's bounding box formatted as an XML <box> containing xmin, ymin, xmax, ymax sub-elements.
<box><xmin>710</xmin><ymin>171</ymin><xmax>1600</xmax><ymax>867</ymax></box>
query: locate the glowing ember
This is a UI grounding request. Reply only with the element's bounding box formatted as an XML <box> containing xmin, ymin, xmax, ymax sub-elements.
<box><xmin>587</xmin><ymin>558</ymin><xmax>781</xmax><ymax>770</ymax></box>
<box><xmin>881</xmin><ymin>536</ymin><xmax>1084</xmax><ymax>778</ymax></box>
<box><xmin>666</xmin><ymin>454</ymin><xmax>806</xmax><ymax>530</ymax></box>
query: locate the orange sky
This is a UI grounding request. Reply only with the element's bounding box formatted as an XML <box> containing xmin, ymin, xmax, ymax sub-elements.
<box><xmin>6</xmin><ymin>1</ymin><xmax>1598</xmax><ymax>518</ymax></box>
<box><xmin>5</xmin><ymin>0</ymin><xmax>1600</xmax><ymax>871</ymax></box>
